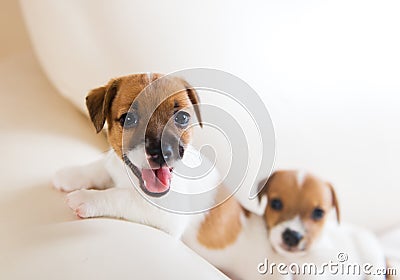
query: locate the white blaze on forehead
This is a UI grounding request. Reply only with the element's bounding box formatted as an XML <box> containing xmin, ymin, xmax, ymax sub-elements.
<box><xmin>296</xmin><ymin>170</ymin><xmax>307</xmax><ymax>188</ymax></box>
<box><xmin>284</xmin><ymin>215</ymin><xmax>305</xmax><ymax>234</ymax></box>
<box><xmin>147</xmin><ymin>72</ymin><xmax>153</xmax><ymax>85</ymax></box>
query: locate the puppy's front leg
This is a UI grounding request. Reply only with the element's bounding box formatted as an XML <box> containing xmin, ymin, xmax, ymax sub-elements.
<box><xmin>53</xmin><ymin>154</ymin><xmax>112</xmax><ymax>192</ymax></box>
<box><xmin>67</xmin><ymin>188</ymin><xmax>188</xmax><ymax>238</ymax></box>
<box><xmin>66</xmin><ymin>188</ymin><xmax>132</xmax><ymax>218</ymax></box>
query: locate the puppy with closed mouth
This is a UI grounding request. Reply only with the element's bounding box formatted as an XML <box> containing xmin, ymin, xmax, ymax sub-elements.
<box><xmin>258</xmin><ymin>170</ymin><xmax>387</xmax><ymax>279</ymax></box>
<box><xmin>53</xmin><ymin>73</ymin><xmax>214</xmax><ymax>238</ymax></box>
<box><xmin>183</xmin><ymin>170</ymin><xmax>387</xmax><ymax>280</ymax></box>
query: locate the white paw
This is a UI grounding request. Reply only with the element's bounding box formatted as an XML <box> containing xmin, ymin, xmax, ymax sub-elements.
<box><xmin>53</xmin><ymin>166</ymin><xmax>91</xmax><ymax>192</ymax></box>
<box><xmin>66</xmin><ymin>190</ymin><xmax>99</xmax><ymax>218</ymax></box>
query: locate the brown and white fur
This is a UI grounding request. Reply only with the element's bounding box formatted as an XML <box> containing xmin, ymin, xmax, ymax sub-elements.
<box><xmin>183</xmin><ymin>188</ymin><xmax>289</xmax><ymax>280</ymax></box>
<box><xmin>184</xmin><ymin>170</ymin><xmax>388</xmax><ymax>280</ymax></box>
<box><xmin>53</xmin><ymin>73</ymin><xmax>219</xmax><ymax>238</ymax></box>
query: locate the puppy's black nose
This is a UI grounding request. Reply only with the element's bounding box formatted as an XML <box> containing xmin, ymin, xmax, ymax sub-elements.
<box><xmin>282</xmin><ymin>228</ymin><xmax>303</xmax><ymax>247</ymax></box>
<box><xmin>161</xmin><ymin>144</ymin><xmax>173</xmax><ymax>160</ymax></box>
<box><xmin>146</xmin><ymin>142</ymin><xmax>173</xmax><ymax>165</ymax></box>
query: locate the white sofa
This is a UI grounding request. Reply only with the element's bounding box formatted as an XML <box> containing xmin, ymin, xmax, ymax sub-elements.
<box><xmin>0</xmin><ymin>1</ymin><xmax>227</xmax><ymax>279</ymax></box>
<box><xmin>1</xmin><ymin>0</ymin><xmax>399</xmax><ymax>278</ymax></box>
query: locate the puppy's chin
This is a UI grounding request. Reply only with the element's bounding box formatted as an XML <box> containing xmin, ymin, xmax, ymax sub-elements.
<box><xmin>123</xmin><ymin>146</ymin><xmax>177</xmax><ymax>197</ymax></box>
<box><xmin>271</xmin><ymin>241</ymin><xmax>308</xmax><ymax>258</ymax></box>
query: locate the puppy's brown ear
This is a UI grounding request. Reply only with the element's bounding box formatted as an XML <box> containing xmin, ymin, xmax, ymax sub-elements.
<box><xmin>182</xmin><ymin>81</ymin><xmax>203</xmax><ymax>128</ymax></box>
<box><xmin>328</xmin><ymin>183</ymin><xmax>341</xmax><ymax>223</ymax></box>
<box><xmin>257</xmin><ymin>172</ymin><xmax>277</xmax><ymax>204</ymax></box>
<box><xmin>86</xmin><ymin>79</ymin><xmax>119</xmax><ymax>133</ymax></box>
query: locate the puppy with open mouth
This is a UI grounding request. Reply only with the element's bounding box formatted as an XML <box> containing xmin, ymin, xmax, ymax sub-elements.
<box><xmin>53</xmin><ymin>73</ymin><xmax>209</xmax><ymax>238</ymax></box>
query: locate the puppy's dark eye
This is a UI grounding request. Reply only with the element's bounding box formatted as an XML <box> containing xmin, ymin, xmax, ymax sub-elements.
<box><xmin>174</xmin><ymin>111</ymin><xmax>190</xmax><ymax>127</ymax></box>
<box><xmin>312</xmin><ymin>207</ymin><xmax>325</xmax><ymax>221</ymax></box>
<box><xmin>119</xmin><ymin>112</ymin><xmax>139</xmax><ymax>128</ymax></box>
<box><xmin>270</xmin><ymin>198</ymin><xmax>283</xmax><ymax>211</ymax></box>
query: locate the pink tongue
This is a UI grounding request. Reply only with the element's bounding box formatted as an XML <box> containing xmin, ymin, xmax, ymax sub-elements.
<box><xmin>141</xmin><ymin>167</ymin><xmax>172</xmax><ymax>194</ymax></box>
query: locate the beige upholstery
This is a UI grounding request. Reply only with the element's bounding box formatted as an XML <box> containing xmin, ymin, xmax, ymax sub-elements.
<box><xmin>0</xmin><ymin>1</ymin><xmax>227</xmax><ymax>279</ymax></box>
